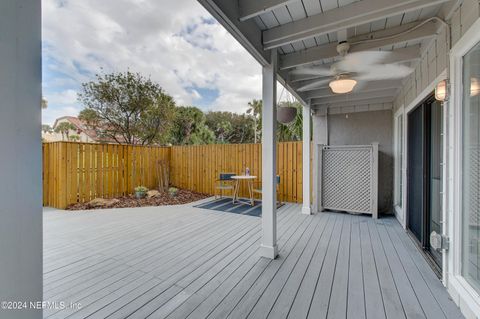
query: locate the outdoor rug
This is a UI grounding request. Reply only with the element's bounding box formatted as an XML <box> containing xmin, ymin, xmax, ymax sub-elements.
<box><xmin>194</xmin><ymin>197</ymin><xmax>282</xmax><ymax>217</ymax></box>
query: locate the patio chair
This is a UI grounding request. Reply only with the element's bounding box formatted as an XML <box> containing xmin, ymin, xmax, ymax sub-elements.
<box><xmin>253</xmin><ymin>175</ymin><xmax>282</xmax><ymax>205</ymax></box>
<box><xmin>214</xmin><ymin>173</ymin><xmax>236</xmax><ymax>199</ymax></box>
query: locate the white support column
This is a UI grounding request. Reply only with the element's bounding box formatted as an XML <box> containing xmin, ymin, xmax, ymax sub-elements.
<box><xmin>260</xmin><ymin>49</ymin><xmax>278</xmax><ymax>259</ymax></box>
<box><xmin>302</xmin><ymin>102</ymin><xmax>312</xmax><ymax>215</ymax></box>
<box><xmin>0</xmin><ymin>1</ymin><xmax>42</xmax><ymax>318</ymax></box>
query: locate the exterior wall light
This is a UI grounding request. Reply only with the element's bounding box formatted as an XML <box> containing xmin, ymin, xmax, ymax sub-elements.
<box><xmin>435</xmin><ymin>79</ymin><xmax>448</xmax><ymax>101</ymax></box>
<box><xmin>471</xmin><ymin>77</ymin><xmax>480</xmax><ymax>97</ymax></box>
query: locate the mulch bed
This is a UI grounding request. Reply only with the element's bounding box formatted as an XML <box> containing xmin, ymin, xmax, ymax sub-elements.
<box><xmin>66</xmin><ymin>189</ymin><xmax>209</xmax><ymax>211</ymax></box>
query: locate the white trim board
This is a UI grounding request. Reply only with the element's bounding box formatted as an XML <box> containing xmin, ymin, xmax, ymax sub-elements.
<box><xmin>393</xmin><ymin>106</ymin><xmax>406</xmax><ymax>228</ymax></box>
<box><xmin>446</xmin><ymin>16</ymin><xmax>480</xmax><ymax>317</ymax></box>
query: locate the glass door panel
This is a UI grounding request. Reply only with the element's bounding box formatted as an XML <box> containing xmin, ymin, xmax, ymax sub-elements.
<box><xmin>462</xmin><ymin>42</ymin><xmax>480</xmax><ymax>293</ymax></box>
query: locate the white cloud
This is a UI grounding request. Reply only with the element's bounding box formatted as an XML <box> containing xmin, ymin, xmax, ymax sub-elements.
<box><xmin>42</xmin><ymin>0</ymin><xmax>264</xmax><ymax>124</ymax></box>
<box><xmin>47</xmin><ymin>89</ymin><xmax>78</xmax><ymax>105</ymax></box>
<box><xmin>42</xmin><ymin>106</ymin><xmax>81</xmax><ymax>126</ymax></box>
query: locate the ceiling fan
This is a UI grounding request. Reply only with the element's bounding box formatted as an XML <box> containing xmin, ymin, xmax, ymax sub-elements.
<box><xmin>290</xmin><ymin>42</ymin><xmax>414</xmax><ymax>94</ymax></box>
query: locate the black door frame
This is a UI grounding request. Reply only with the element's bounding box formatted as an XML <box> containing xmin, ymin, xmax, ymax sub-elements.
<box><xmin>406</xmin><ymin>93</ymin><xmax>442</xmax><ymax>273</ymax></box>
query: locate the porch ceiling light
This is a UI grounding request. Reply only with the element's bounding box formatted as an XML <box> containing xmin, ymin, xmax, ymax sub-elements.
<box><xmin>329</xmin><ymin>76</ymin><xmax>357</xmax><ymax>94</ymax></box>
<box><xmin>435</xmin><ymin>79</ymin><xmax>447</xmax><ymax>101</ymax></box>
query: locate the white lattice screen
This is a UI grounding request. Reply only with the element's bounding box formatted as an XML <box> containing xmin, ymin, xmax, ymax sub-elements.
<box><xmin>318</xmin><ymin>144</ymin><xmax>378</xmax><ymax>218</ymax></box>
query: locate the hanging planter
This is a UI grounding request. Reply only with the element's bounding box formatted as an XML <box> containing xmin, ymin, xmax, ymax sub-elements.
<box><xmin>277</xmin><ymin>105</ymin><xmax>297</xmax><ymax>124</ymax></box>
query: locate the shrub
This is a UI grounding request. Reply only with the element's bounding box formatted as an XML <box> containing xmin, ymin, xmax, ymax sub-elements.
<box><xmin>134</xmin><ymin>186</ymin><xmax>148</xmax><ymax>193</ymax></box>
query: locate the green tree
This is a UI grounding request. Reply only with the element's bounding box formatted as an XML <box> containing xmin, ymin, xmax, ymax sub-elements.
<box><xmin>170</xmin><ymin>106</ymin><xmax>215</xmax><ymax>145</ymax></box>
<box><xmin>69</xmin><ymin>135</ymin><xmax>80</xmax><ymax>142</ymax></box>
<box><xmin>41</xmin><ymin>97</ymin><xmax>48</xmax><ymax>109</ymax></box>
<box><xmin>205</xmin><ymin>111</ymin><xmax>255</xmax><ymax>144</ymax></box>
<box><xmin>42</xmin><ymin>124</ymin><xmax>53</xmax><ymax>134</ymax></box>
<box><xmin>78</xmin><ymin>108</ymin><xmax>101</xmax><ymax>129</ymax></box>
<box><xmin>246</xmin><ymin>99</ymin><xmax>262</xmax><ymax>143</ymax></box>
<box><xmin>54</xmin><ymin>122</ymin><xmax>76</xmax><ymax>141</ymax></box>
<box><xmin>78</xmin><ymin>71</ymin><xmax>175</xmax><ymax>145</ymax></box>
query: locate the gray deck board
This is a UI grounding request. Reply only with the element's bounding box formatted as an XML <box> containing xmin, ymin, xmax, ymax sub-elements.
<box><xmin>287</xmin><ymin>214</ymin><xmax>337</xmax><ymax>319</ymax></box>
<box><xmin>307</xmin><ymin>214</ymin><xmax>344</xmax><ymax>319</ymax></box>
<box><xmin>43</xmin><ymin>202</ymin><xmax>463</xmax><ymax>319</ymax></box>
<box><xmin>367</xmin><ymin>220</ymin><xmax>405</xmax><ymax>319</ymax></box>
<box><xmin>359</xmin><ymin>218</ymin><xmax>387</xmax><ymax>319</ymax></box>
<box><xmin>346</xmin><ymin>216</ymin><xmax>366</xmax><ymax>319</ymax></box>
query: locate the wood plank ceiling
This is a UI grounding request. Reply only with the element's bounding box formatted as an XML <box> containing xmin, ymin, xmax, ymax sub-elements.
<box><xmin>198</xmin><ymin>0</ymin><xmax>451</xmax><ymax>109</ymax></box>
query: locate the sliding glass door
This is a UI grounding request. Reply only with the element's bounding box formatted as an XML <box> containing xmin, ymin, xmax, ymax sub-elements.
<box><xmin>407</xmin><ymin>95</ymin><xmax>443</xmax><ymax>270</ymax></box>
<box><xmin>462</xmin><ymin>42</ymin><xmax>480</xmax><ymax>293</ymax></box>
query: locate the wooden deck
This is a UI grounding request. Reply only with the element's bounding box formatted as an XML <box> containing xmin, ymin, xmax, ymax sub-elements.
<box><xmin>43</xmin><ymin>201</ymin><xmax>463</xmax><ymax>319</ymax></box>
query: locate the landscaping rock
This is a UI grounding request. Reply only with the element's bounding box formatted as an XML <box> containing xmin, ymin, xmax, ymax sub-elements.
<box><xmin>147</xmin><ymin>190</ymin><xmax>161</xmax><ymax>198</ymax></box>
<box><xmin>87</xmin><ymin>198</ymin><xmax>120</xmax><ymax>208</ymax></box>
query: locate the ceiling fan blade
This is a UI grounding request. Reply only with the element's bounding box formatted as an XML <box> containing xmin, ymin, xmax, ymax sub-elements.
<box><xmin>290</xmin><ymin>66</ymin><xmax>333</xmax><ymax>77</ymax></box>
<box><xmin>354</xmin><ymin>64</ymin><xmax>413</xmax><ymax>81</ymax></box>
<box><xmin>352</xmin><ymin>81</ymin><xmax>368</xmax><ymax>92</ymax></box>
<box><xmin>333</xmin><ymin>51</ymin><xmax>391</xmax><ymax>73</ymax></box>
<box><xmin>297</xmin><ymin>78</ymin><xmax>332</xmax><ymax>92</ymax></box>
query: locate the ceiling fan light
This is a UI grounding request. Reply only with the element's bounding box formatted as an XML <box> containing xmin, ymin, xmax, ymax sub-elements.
<box><xmin>329</xmin><ymin>78</ymin><xmax>357</xmax><ymax>94</ymax></box>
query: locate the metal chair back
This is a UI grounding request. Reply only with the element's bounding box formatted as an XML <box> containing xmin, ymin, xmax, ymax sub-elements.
<box><xmin>219</xmin><ymin>173</ymin><xmax>236</xmax><ymax>181</ymax></box>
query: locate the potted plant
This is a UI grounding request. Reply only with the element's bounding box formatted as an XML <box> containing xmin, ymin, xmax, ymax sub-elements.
<box><xmin>168</xmin><ymin>187</ymin><xmax>179</xmax><ymax>197</ymax></box>
<box><xmin>134</xmin><ymin>186</ymin><xmax>148</xmax><ymax>199</ymax></box>
<box><xmin>277</xmin><ymin>105</ymin><xmax>297</xmax><ymax>124</ymax></box>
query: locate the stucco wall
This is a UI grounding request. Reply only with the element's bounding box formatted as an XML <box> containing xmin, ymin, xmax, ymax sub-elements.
<box><xmin>0</xmin><ymin>1</ymin><xmax>42</xmax><ymax>318</ymax></box>
<box><xmin>313</xmin><ymin>110</ymin><xmax>393</xmax><ymax>213</ymax></box>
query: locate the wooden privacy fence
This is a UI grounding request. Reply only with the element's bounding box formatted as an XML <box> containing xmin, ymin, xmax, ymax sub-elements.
<box><xmin>43</xmin><ymin>142</ymin><xmax>171</xmax><ymax>208</ymax></box>
<box><xmin>170</xmin><ymin>142</ymin><xmax>304</xmax><ymax>204</ymax></box>
<box><xmin>43</xmin><ymin>141</ymin><xmax>307</xmax><ymax>208</ymax></box>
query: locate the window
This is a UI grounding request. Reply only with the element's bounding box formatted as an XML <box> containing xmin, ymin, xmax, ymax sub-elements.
<box><xmin>462</xmin><ymin>41</ymin><xmax>480</xmax><ymax>293</ymax></box>
<box><xmin>394</xmin><ymin>112</ymin><xmax>404</xmax><ymax>209</ymax></box>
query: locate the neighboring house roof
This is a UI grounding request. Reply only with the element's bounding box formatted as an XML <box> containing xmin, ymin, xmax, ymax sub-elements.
<box><xmin>52</xmin><ymin>116</ymin><xmax>123</xmax><ymax>143</ymax></box>
<box><xmin>53</xmin><ymin>116</ymin><xmax>98</xmax><ymax>141</ymax></box>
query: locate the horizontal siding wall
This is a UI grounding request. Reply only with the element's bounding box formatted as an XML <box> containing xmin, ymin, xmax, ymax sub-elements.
<box><xmin>393</xmin><ymin>25</ymin><xmax>449</xmax><ymax>111</ymax></box>
<box><xmin>393</xmin><ymin>0</ymin><xmax>480</xmax><ymax>112</ymax></box>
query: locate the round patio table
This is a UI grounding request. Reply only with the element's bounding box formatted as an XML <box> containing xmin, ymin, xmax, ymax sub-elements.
<box><xmin>231</xmin><ymin>175</ymin><xmax>257</xmax><ymax>206</ymax></box>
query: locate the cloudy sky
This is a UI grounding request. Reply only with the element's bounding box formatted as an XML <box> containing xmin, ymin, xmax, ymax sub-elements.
<box><xmin>42</xmin><ymin>0</ymin><xmax>267</xmax><ymax>125</ymax></box>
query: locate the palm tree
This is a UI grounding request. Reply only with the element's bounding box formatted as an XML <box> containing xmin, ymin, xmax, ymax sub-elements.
<box><xmin>54</xmin><ymin>122</ymin><xmax>76</xmax><ymax>141</ymax></box>
<box><xmin>246</xmin><ymin>99</ymin><xmax>262</xmax><ymax>143</ymax></box>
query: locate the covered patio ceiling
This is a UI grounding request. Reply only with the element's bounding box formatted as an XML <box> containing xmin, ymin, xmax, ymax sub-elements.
<box><xmin>198</xmin><ymin>0</ymin><xmax>459</xmax><ymax>111</ymax></box>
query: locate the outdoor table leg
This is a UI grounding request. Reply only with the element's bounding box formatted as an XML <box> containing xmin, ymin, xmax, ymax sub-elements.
<box><xmin>247</xmin><ymin>179</ymin><xmax>254</xmax><ymax>206</ymax></box>
<box><xmin>232</xmin><ymin>179</ymin><xmax>240</xmax><ymax>204</ymax></box>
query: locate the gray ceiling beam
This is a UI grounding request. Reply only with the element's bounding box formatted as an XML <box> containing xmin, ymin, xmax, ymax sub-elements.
<box><xmin>310</xmin><ymin>88</ymin><xmax>398</xmax><ymax>105</ymax></box>
<box><xmin>287</xmin><ymin>45</ymin><xmax>421</xmax><ymax>83</ymax></box>
<box><xmin>312</xmin><ymin>97</ymin><xmax>395</xmax><ymax>110</ymax></box>
<box><xmin>303</xmin><ymin>80</ymin><xmax>403</xmax><ymax>99</ymax></box>
<box><xmin>239</xmin><ymin>0</ymin><xmax>299</xmax><ymax>21</ymax></box>
<box><xmin>262</xmin><ymin>0</ymin><xmax>449</xmax><ymax>49</ymax></box>
<box><xmin>280</xmin><ymin>21</ymin><xmax>436</xmax><ymax>70</ymax></box>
